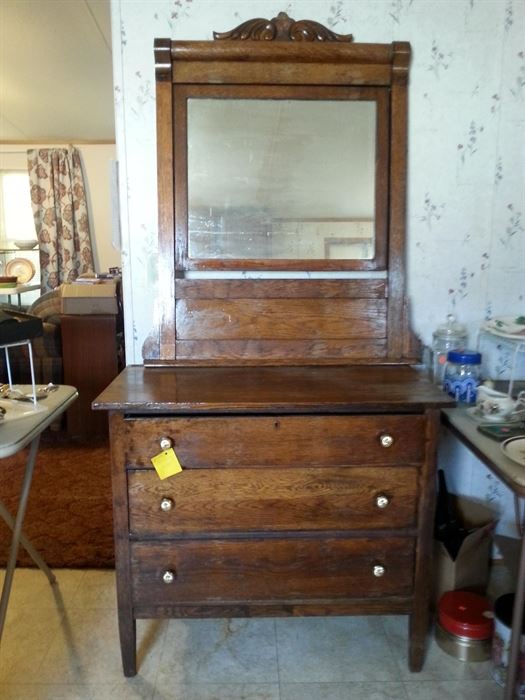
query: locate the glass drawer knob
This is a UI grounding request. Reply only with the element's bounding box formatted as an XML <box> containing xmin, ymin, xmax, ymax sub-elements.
<box><xmin>375</xmin><ymin>495</ymin><xmax>390</xmax><ymax>509</ymax></box>
<box><xmin>162</xmin><ymin>570</ymin><xmax>176</xmax><ymax>584</ymax></box>
<box><xmin>160</xmin><ymin>497</ymin><xmax>174</xmax><ymax>512</ymax></box>
<box><xmin>159</xmin><ymin>437</ymin><xmax>172</xmax><ymax>450</ymax></box>
<box><xmin>373</xmin><ymin>565</ymin><xmax>386</xmax><ymax>577</ymax></box>
<box><xmin>380</xmin><ymin>434</ymin><xmax>394</xmax><ymax>448</ymax></box>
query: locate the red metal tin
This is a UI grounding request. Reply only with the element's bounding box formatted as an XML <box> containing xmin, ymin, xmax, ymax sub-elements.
<box><xmin>438</xmin><ymin>590</ymin><xmax>493</xmax><ymax>640</ymax></box>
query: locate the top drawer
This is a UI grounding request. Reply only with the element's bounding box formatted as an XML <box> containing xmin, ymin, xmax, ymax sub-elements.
<box><xmin>119</xmin><ymin>414</ymin><xmax>425</xmax><ymax>468</ymax></box>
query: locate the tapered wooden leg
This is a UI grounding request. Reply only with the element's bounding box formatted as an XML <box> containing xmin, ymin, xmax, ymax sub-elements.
<box><xmin>408</xmin><ymin>409</ymin><xmax>439</xmax><ymax>672</ymax></box>
<box><xmin>110</xmin><ymin>414</ymin><xmax>138</xmax><ymax>677</ymax></box>
<box><xmin>119</xmin><ymin>613</ymin><xmax>137</xmax><ymax>677</ymax></box>
<box><xmin>408</xmin><ymin>610</ymin><xmax>429</xmax><ymax>672</ymax></box>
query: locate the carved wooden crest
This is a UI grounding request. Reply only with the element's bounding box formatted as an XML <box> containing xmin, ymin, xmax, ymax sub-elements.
<box><xmin>213</xmin><ymin>11</ymin><xmax>353</xmax><ymax>42</ymax></box>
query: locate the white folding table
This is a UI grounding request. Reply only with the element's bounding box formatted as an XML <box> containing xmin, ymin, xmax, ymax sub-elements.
<box><xmin>0</xmin><ymin>384</ymin><xmax>78</xmax><ymax>642</ymax></box>
<box><xmin>442</xmin><ymin>408</ymin><xmax>525</xmax><ymax>700</ymax></box>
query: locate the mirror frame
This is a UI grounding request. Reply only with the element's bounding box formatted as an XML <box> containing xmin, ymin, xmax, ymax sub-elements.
<box><xmin>146</xmin><ymin>12</ymin><xmax>412</xmax><ymax>364</ymax></box>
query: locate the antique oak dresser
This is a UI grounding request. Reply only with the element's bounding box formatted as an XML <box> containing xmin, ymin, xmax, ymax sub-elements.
<box><xmin>94</xmin><ymin>12</ymin><xmax>453</xmax><ymax>677</ymax></box>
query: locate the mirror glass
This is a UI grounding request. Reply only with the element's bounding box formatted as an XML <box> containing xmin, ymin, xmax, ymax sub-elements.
<box><xmin>187</xmin><ymin>98</ymin><xmax>376</xmax><ymax>261</ymax></box>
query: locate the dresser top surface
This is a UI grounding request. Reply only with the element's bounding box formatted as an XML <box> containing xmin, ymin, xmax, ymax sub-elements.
<box><xmin>93</xmin><ymin>364</ymin><xmax>453</xmax><ymax>414</ymax></box>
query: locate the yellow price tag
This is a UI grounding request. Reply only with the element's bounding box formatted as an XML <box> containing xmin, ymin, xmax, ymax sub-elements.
<box><xmin>151</xmin><ymin>448</ymin><xmax>183</xmax><ymax>480</ymax></box>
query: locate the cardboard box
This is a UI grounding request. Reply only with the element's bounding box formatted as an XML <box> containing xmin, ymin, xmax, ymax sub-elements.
<box><xmin>433</xmin><ymin>494</ymin><xmax>496</xmax><ymax>604</ymax></box>
<box><xmin>494</xmin><ymin>534</ymin><xmax>521</xmax><ymax>581</ymax></box>
<box><xmin>61</xmin><ymin>282</ymin><xmax>118</xmax><ymax>315</ymax></box>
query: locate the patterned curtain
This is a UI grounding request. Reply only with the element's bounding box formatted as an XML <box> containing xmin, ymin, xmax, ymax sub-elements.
<box><xmin>27</xmin><ymin>147</ymin><xmax>95</xmax><ymax>292</ymax></box>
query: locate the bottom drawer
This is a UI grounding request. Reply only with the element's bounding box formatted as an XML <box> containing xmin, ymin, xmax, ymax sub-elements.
<box><xmin>131</xmin><ymin>537</ymin><xmax>415</xmax><ymax>606</ymax></box>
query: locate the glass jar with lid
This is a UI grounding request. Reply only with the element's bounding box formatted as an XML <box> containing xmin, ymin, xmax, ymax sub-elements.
<box><xmin>443</xmin><ymin>350</ymin><xmax>482</xmax><ymax>404</ymax></box>
<box><xmin>432</xmin><ymin>315</ymin><xmax>468</xmax><ymax>385</ymax></box>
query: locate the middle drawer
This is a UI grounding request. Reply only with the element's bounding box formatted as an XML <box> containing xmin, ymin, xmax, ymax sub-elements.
<box><xmin>128</xmin><ymin>466</ymin><xmax>418</xmax><ymax>535</ymax></box>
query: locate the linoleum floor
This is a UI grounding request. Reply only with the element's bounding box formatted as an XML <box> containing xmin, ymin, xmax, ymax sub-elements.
<box><xmin>0</xmin><ymin>567</ymin><xmax>508</xmax><ymax>700</ymax></box>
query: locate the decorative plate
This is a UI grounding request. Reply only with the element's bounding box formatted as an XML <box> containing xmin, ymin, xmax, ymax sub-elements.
<box><xmin>483</xmin><ymin>316</ymin><xmax>525</xmax><ymax>340</ymax></box>
<box><xmin>5</xmin><ymin>258</ymin><xmax>36</xmax><ymax>284</ymax></box>
<box><xmin>500</xmin><ymin>436</ymin><xmax>525</xmax><ymax>466</ymax></box>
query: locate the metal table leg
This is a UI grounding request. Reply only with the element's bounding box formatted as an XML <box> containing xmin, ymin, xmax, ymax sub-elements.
<box><xmin>0</xmin><ymin>501</ymin><xmax>56</xmax><ymax>584</ymax></box>
<box><xmin>0</xmin><ymin>435</ymin><xmax>49</xmax><ymax>643</ymax></box>
<box><xmin>504</xmin><ymin>530</ymin><xmax>525</xmax><ymax>700</ymax></box>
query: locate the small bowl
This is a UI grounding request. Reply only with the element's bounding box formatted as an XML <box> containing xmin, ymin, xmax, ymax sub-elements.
<box><xmin>13</xmin><ymin>239</ymin><xmax>38</xmax><ymax>250</ymax></box>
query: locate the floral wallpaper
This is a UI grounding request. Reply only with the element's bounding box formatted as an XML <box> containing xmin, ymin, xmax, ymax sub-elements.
<box><xmin>112</xmin><ymin>0</ymin><xmax>524</xmax><ymax>537</ymax></box>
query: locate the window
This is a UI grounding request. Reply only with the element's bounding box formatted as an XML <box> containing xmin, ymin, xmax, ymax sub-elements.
<box><xmin>0</xmin><ymin>171</ymin><xmax>36</xmax><ymax>244</ymax></box>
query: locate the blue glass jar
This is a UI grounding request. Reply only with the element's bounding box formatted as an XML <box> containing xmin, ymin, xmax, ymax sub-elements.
<box><xmin>443</xmin><ymin>350</ymin><xmax>482</xmax><ymax>404</ymax></box>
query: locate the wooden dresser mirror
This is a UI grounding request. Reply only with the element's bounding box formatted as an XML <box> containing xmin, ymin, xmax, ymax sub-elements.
<box><xmin>143</xmin><ymin>11</ymin><xmax>415</xmax><ymax>365</ymax></box>
<box><xmin>185</xmin><ymin>91</ymin><xmax>385</xmax><ymax>267</ymax></box>
<box><xmin>94</xmin><ymin>11</ymin><xmax>454</xmax><ymax>678</ymax></box>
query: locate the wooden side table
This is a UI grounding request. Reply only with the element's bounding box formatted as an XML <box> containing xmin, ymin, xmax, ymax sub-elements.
<box><xmin>61</xmin><ymin>314</ymin><xmax>118</xmax><ymax>440</ymax></box>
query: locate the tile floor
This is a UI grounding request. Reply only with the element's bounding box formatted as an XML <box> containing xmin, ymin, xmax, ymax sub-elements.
<box><xmin>0</xmin><ymin>568</ymin><xmax>507</xmax><ymax>700</ymax></box>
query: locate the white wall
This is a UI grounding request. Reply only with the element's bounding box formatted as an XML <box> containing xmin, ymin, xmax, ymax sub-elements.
<box><xmin>0</xmin><ymin>144</ymin><xmax>119</xmax><ymax>274</ymax></box>
<box><xmin>112</xmin><ymin>0</ymin><xmax>525</xmax><ymax>537</ymax></box>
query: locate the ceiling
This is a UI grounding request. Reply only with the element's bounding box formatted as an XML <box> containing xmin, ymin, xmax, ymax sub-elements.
<box><xmin>0</xmin><ymin>0</ymin><xmax>114</xmax><ymax>142</ymax></box>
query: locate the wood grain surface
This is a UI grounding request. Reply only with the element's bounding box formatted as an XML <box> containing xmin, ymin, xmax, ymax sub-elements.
<box><xmin>94</xmin><ymin>365</ymin><xmax>453</xmax><ymax>412</ymax></box>
<box><xmin>119</xmin><ymin>413</ymin><xmax>425</xmax><ymax>468</ymax></box>
<box><xmin>130</xmin><ymin>537</ymin><xmax>415</xmax><ymax>605</ymax></box>
<box><xmin>128</xmin><ymin>466</ymin><xmax>418</xmax><ymax>535</ymax></box>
